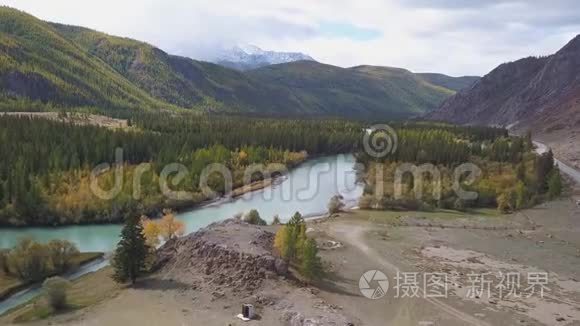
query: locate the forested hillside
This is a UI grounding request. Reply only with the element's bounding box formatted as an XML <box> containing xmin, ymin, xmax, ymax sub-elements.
<box><xmin>416</xmin><ymin>73</ymin><xmax>479</xmax><ymax>92</ymax></box>
<box><xmin>248</xmin><ymin>63</ymin><xmax>455</xmax><ymax>118</ymax></box>
<box><xmin>0</xmin><ymin>113</ymin><xmax>363</xmax><ymax>226</ymax></box>
<box><xmin>0</xmin><ymin>7</ymin><xmax>471</xmax><ymax>118</ymax></box>
<box><xmin>0</xmin><ymin>7</ymin><xmax>168</xmax><ymax>112</ymax></box>
<box><xmin>358</xmin><ymin>125</ymin><xmax>561</xmax><ymax>213</ymax></box>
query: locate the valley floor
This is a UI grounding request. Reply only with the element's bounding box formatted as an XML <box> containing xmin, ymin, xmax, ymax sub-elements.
<box><xmin>3</xmin><ymin>195</ymin><xmax>580</xmax><ymax>325</ymax></box>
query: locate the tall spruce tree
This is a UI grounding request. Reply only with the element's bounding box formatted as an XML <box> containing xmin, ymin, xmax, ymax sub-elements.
<box><xmin>112</xmin><ymin>215</ymin><xmax>149</xmax><ymax>284</ymax></box>
<box><xmin>535</xmin><ymin>150</ymin><xmax>555</xmax><ymax>193</ymax></box>
<box><xmin>301</xmin><ymin>238</ymin><xmax>323</xmax><ymax>281</ymax></box>
<box><xmin>548</xmin><ymin>166</ymin><xmax>563</xmax><ymax>199</ymax></box>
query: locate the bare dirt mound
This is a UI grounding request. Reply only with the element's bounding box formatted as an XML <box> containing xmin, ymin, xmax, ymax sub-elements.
<box><xmin>153</xmin><ymin>219</ymin><xmax>353</xmax><ymax>325</ymax></box>
<box><xmin>156</xmin><ymin>219</ymin><xmax>287</xmax><ymax>293</ymax></box>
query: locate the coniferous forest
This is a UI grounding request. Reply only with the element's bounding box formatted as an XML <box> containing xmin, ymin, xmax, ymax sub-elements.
<box><xmin>0</xmin><ymin>113</ymin><xmax>363</xmax><ymax>226</ymax></box>
<box><xmin>357</xmin><ymin>126</ymin><xmax>560</xmax><ymax>213</ymax></box>
<box><xmin>0</xmin><ymin>110</ymin><xmax>561</xmax><ymax>226</ymax></box>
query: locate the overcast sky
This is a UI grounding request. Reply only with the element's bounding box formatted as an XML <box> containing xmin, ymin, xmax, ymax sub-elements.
<box><xmin>3</xmin><ymin>0</ymin><xmax>579</xmax><ymax>76</ymax></box>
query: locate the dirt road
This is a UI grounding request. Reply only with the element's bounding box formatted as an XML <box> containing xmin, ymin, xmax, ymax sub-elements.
<box><xmin>326</xmin><ymin>222</ymin><xmax>491</xmax><ymax>326</ymax></box>
<box><xmin>534</xmin><ymin>141</ymin><xmax>580</xmax><ymax>184</ymax></box>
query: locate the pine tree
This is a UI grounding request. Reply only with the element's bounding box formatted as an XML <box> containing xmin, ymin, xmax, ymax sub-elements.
<box><xmin>548</xmin><ymin>167</ymin><xmax>562</xmax><ymax>199</ymax></box>
<box><xmin>535</xmin><ymin>150</ymin><xmax>554</xmax><ymax>193</ymax></box>
<box><xmin>283</xmin><ymin>212</ymin><xmax>305</xmax><ymax>261</ymax></box>
<box><xmin>300</xmin><ymin>238</ymin><xmax>323</xmax><ymax>281</ymax></box>
<box><xmin>112</xmin><ymin>215</ymin><xmax>149</xmax><ymax>284</ymax></box>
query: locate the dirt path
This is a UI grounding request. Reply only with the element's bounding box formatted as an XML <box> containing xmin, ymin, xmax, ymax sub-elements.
<box><xmin>534</xmin><ymin>141</ymin><xmax>580</xmax><ymax>184</ymax></box>
<box><xmin>327</xmin><ymin>222</ymin><xmax>492</xmax><ymax>326</ymax></box>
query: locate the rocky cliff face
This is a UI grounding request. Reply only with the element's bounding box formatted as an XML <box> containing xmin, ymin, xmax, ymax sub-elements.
<box><xmin>427</xmin><ymin>35</ymin><xmax>580</xmax><ymax>133</ymax></box>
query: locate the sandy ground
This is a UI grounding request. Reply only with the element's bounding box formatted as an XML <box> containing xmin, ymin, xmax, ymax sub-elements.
<box><xmin>21</xmin><ymin>277</ymin><xmax>345</xmax><ymax>326</ymax></box>
<box><xmin>309</xmin><ymin>194</ymin><xmax>580</xmax><ymax>326</ymax></box>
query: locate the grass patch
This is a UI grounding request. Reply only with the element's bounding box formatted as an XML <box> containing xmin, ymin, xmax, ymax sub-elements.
<box><xmin>5</xmin><ymin>266</ymin><xmax>119</xmax><ymax>323</ymax></box>
<box><xmin>0</xmin><ymin>252</ymin><xmax>103</xmax><ymax>301</ymax></box>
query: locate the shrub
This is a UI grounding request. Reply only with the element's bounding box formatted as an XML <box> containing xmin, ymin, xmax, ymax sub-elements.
<box><xmin>43</xmin><ymin>276</ymin><xmax>70</xmax><ymax>311</ymax></box>
<box><xmin>454</xmin><ymin>198</ymin><xmax>466</xmax><ymax>212</ymax></box>
<box><xmin>243</xmin><ymin>209</ymin><xmax>267</xmax><ymax>225</ymax></box>
<box><xmin>271</xmin><ymin>215</ymin><xmax>281</xmax><ymax>225</ymax></box>
<box><xmin>8</xmin><ymin>238</ymin><xmax>50</xmax><ymax>282</ymax></box>
<box><xmin>497</xmin><ymin>192</ymin><xmax>513</xmax><ymax>214</ymax></box>
<box><xmin>47</xmin><ymin>240</ymin><xmax>79</xmax><ymax>274</ymax></box>
<box><xmin>327</xmin><ymin>195</ymin><xmax>345</xmax><ymax>214</ymax></box>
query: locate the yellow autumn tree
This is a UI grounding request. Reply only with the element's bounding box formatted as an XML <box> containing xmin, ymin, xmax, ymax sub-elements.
<box><xmin>274</xmin><ymin>226</ymin><xmax>289</xmax><ymax>257</ymax></box>
<box><xmin>158</xmin><ymin>210</ymin><xmax>185</xmax><ymax>241</ymax></box>
<box><xmin>141</xmin><ymin>216</ymin><xmax>161</xmax><ymax>247</ymax></box>
<box><xmin>274</xmin><ymin>212</ymin><xmax>308</xmax><ymax>261</ymax></box>
<box><xmin>238</xmin><ymin>150</ymin><xmax>248</xmax><ymax>166</ymax></box>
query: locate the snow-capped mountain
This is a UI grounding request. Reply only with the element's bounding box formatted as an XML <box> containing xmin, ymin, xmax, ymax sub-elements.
<box><xmin>214</xmin><ymin>45</ymin><xmax>315</xmax><ymax>70</ymax></box>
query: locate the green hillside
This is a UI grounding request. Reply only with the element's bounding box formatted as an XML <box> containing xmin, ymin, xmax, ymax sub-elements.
<box><xmin>245</xmin><ymin>62</ymin><xmax>454</xmax><ymax>118</ymax></box>
<box><xmin>0</xmin><ymin>7</ymin><xmax>168</xmax><ymax>112</ymax></box>
<box><xmin>416</xmin><ymin>73</ymin><xmax>479</xmax><ymax>92</ymax></box>
<box><xmin>51</xmin><ymin>23</ymin><xmax>268</xmax><ymax>112</ymax></box>
<box><xmin>0</xmin><ymin>7</ymin><xmax>466</xmax><ymax>118</ymax></box>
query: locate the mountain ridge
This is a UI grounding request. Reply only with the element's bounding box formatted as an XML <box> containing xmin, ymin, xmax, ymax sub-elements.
<box><xmin>427</xmin><ymin>35</ymin><xmax>580</xmax><ymax>131</ymax></box>
<box><xmin>0</xmin><ymin>6</ymin><xmax>475</xmax><ymax>118</ymax></box>
<box><xmin>215</xmin><ymin>44</ymin><xmax>315</xmax><ymax>71</ymax></box>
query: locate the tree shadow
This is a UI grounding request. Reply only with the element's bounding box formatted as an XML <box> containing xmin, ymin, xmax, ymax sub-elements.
<box><xmin>132</xmin><ymin>277</ymin><xmax>192</xmax><ymax>291</ymax></box>
<box><xmin>282</xmin><ymin>269</ymin><xmax>359</xmax><ymax>297</ymax></box>
<box><xmin>312</xmin><ymin>271</ymin><xmax>360</xmax><ymax>297</ymax></box>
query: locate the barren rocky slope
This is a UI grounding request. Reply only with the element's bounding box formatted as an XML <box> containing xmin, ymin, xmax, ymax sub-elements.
<box><xmin>427</xmin><ymin>34</ymin><xmax>580</xmax><ymax>165</ymax></box>
<box><xmin>428</xmin><ymin>35</ymin><xmax>580</xmax><ymax>133</ymax></box>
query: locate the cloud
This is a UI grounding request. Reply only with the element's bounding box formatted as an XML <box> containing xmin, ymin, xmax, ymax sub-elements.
<box><xmin>2</xmin><ymin>0</ymin><xmax>577</xmax><ymax>76</ymax></box>
<box><xmin>318</xmin><ymin>21</ymin><xmax>382</xmax><ymax>41</ymax></box>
